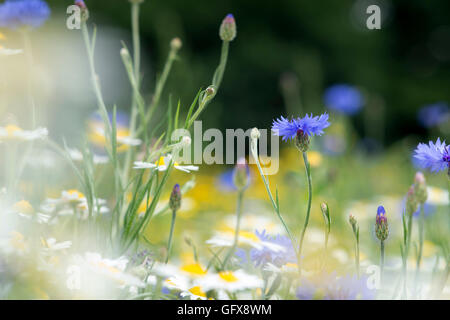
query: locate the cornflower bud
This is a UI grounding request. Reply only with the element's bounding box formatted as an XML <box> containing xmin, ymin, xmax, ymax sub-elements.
<box><xmin>295</xmin><ymin>129</ymin><xmax>310</xmax><ymax>152</ymax></box>
<box><xmin>413</xmin><ymin>172</ymin><xmax>428</xmax><ymax>205</ymax></box>
<box><xmin>375</xmin><ymin>206</ymin><xmax>389</xmax><ymax>241</ymax></box>
<box><xmin>233</xmin><ymin>158</ymin><xmax>249</xmax><ymax>190</ymax></box>
<box><xmin>169</xmin><ymin>184</ymin><xmax>181</xmax><ymax>212</ymax></box>
<box><xmin>251</xmin><ymin>128</ymin><xmax>260</xmax><ymax>140</ymax></box>
<box><xmin>75</xmin><ymin>0</ymin><xmax>89</xmax><ymax>22</ymax></box>
<box><xmin>349</xmin><ymin>214</ymin><xmax>358</xmax><ymax>237</ymax></box>
<box><xmin>219</xmin><ymin>14</ymin><xmax>237</xmax><ymax>42</ymax></box>
<box><xmin>405</xmin><ymin>186</ymin><xmax>418</xmax><ymax>216</ymax></box>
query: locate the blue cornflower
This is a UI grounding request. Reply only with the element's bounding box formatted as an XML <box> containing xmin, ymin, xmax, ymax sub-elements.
<box><xmin>413</xmin><ymin>138</ymin><xmax>449</xmax><ymax>173</ymax></box>
<box><xmin>323</xmin><ymin>84</ymin><xmax>364</xmax><ymax>115</ymax></box>
<box><xmin>296</xmin><ymin>272</ymin><xmax>375</xmax><ymax>300</ymax></box>
<box><xmin>417</xmin><ymin>102</ymin><xmax>449</xmax><ymax>128</ymax></box>
<box><xmin>272</xmin><ymin>113</ymin><xmax>330</xmax><ymax>142</ymax></box>
<box><xmin>247</xmin><ymin>230</ymin><xmax>297</xmax><ymax>268</ymax></box>
<box><xmin>0</xmin><ymin>0</ymin><xmax>50</xmax><ymax>29</ymax></box>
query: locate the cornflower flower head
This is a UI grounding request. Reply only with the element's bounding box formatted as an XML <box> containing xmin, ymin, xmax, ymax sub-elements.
<box><xmin>375</xmin><ymin>206</ymin><xmax>388</xmax><ymax>241</ymax></box>
<box><xmin>323</xmin><ymin>84</ymin><xmax>364</xmax><ymax>115</ymax></box>
<box><xmin>413</xmin><ymin>138</ymin><xmax>449</xmax><ymax>173</ymax></box>
<box><xmin>417</xmin><ymin>102</ymin><xmax>449</xmax><ymax>128</ymax></box>
<box><xmin>272</xmin><ymin>113</ymin><xmax>330</xmax><ymax>151</ymax></box>
<box><xmin>0</xmin><ymin>0</ymin><xmax>50</xmax><ymax>29</ymax></box>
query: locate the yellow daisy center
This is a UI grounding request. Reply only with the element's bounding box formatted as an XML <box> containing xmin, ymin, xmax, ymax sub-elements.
<box><xmin>180</xmin><ymin>263</ymin><xmax>207</xmax><ymax>276</ymax></box>
<box><xmin>66</xmin><ymin>189</ymin><xmax>85</xmax><ymax>199</ymax></box>
<box><xmin>188</xmin><ymin>286</ymin><xmax>206</xmax><ymax>298</ymax></box>
<box><xmin>13</xmin><ymin>200</ymin><xmax>34</xmax><ymax>215</ymax></box>
<box><xmin>5</xmin><ymin>124</ymin><xmax>22</xmax><ymax>136</ymax></box>
<box><xmin>219</xmin><ymin>271</ymin><xmax>238</xmax><ymax>282</ymax></box>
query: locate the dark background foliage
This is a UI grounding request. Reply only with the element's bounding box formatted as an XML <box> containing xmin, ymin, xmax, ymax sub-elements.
<box><xmin>48</xmin><ymin>0</ymin><xmax>450</xmax><ymax>145</ymax></box>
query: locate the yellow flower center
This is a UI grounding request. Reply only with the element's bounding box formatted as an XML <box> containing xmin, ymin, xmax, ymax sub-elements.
<box><xmin>188</xmin><ymin>286</ymin><xmax>206</xmax><ymax>298</ymax></box>
<box><xmin>238</xmin><ymin>231</ymin><xmax>260</xmax><ymax>243</ymax></box>
<box><xmin>0</xmin><ymin>32</ymin><xmax>5</xmax><ymax>40</ymax></box>
<box><xmin>308</xmin><ymin>151</ymin><xmax>323</xmax><ymax>168</ymax></box>
<box><xmin>66</xmin><ymin>189</ymin><xmax>85</xmax><ymax>200</ymax></box>
<box><xmin>5</xmin><ymin>124</ymin><xmax>22</xmax><ymax>136</ymax></box>
<box><xmin>13</xmin><ymin>200</ymin><xmax>34</xmax><ymax>215</ymax></box>
<box><xmin>10</xmin><ymin>231</ymin><xmax>26</xmax><ymax>251</ymax></box>
<box><xmin>180</xmin><ymin>263</ymin><xmax>207</xmax><ymax>276</ymax></box>
<box><xmin>219</xmin><ymin>271</ymin><xmax>238</xmax><ymax>282</ymax></box>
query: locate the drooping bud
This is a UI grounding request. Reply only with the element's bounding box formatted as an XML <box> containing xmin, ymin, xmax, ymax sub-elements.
<box><xmin>75</xmin><ymin>0</ymin><xmax>89</xmax><ymax>22</ymax></box>
<box><xmin>205</xmin><ymin>86</ymin><xmax>215</xmax><ymax>97</ymax></box>
<box><xmin>295</xmin><ymin>129</ymin><xmax>310</xmax><ymax>152</ymax></box>
<box><xmin>170</xmin><ymin>37</ymin><xmax>182</xmax><ymax>51</ymax></box>
<box><xmin>219</xmin><ymin>14</ymin><xmax>237</xmax><ymax>42</ymax></box>
<box><xmin>251</xmin><ymin>128</ymin><xmax>260</xmax><ymax>140</ymax></box>
<box><xmin>413</xmin><ymin>172</ymin><xmax>428</xmax><ymax>205</ymax></box>
<box><xmin>320</xmin><ymin>203</ymin><xmax>331</xmax><ymax>233</ymax></box>
<box><xmin>169</xmin><ymin>184</ymin><xmax>182</xmax><ymax>212</ymax></box>
<box><xmin>375</xmin><ymin>206</ymin><xmax>389</xmax><ymax>241</ymax></box>
<box><xmin>233</xmin><ymin>158</ymin><xmax>249</xmax><ymax>190</ymax></box>
<box><xmin>405</xmin><ymin>186</ymin><xmax>418</xmax><ymax>216</ymax></box>
<box><xmin>349</xmin><ymin>214</ymin><xmax>358</xmax><ymax>237</ymax></box>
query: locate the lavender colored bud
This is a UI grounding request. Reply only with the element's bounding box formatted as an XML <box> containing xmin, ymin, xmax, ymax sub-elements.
<box><xmin>375</xmin><ymin>206</ymin><xmax>389</xmax><ymax>241</ymax></box>
<box><xmin>233</xmin><ymin>158</ymin><xmax>249</xmax><ymax>190</ymax></box>
<box><xmin>75</xmin><ymin>0</ymin><xmax>89</xmax><ymax>22</ymax></box>
<box><xmin>219</xmin><ymin>14</ymin><xmax>237</xmax><ymax>42</ymax></box>
<box><xmin>169</xmin><ymin>184</ymin><xmax>182</xmax><ymax>212</ymax></box>
<box><xmin>413</xmin><ymin>172</ymin><xmax>428</xmax><ymax>204</ymax></box>
<box><xmin>295</xmin><ymin>129</ymin><xmax>310</xmax><ymax>152</ymax></box>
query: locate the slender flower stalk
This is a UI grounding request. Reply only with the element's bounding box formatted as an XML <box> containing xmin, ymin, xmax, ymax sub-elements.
<box><xmin>166</xmin><ymin>184</ymin><xmax>181</xmax><ymax>264</ymax></box>
<box><xmin>250</xmin><ymin>128</ymin><xmax>299</xmax><ymax>270</ymax></box>
<box><xmin>223</xmin><ymin>158</ymin><xmax>249</xmax><ymax>267</ymax></box>
<box><xmin>298</xmin><ymin>151</ymin><xmax>312</xmax><ymax>258</ymax></box>
<box><xmin>349</xmin><ymin>214</ymin><xmax>360</xmax><ymax>277</ymax></box>
<box><xmin>375</xmin><ymin>206</ymin><xmax>389</xmax><ymax>284</ymax></box>
<box><xmin>413</xmin><ymin>172</ymin><xmax>428</xmax><ymax>296</ymax></box>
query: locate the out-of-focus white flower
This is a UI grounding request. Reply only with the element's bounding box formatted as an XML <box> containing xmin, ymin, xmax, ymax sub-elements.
<box><xmin>41</xmin><ymin>189</ymin><xmax>109</xmax><ymax>219</ymax></box>
<box><xmin>41</xmin><ymin>237</ymin><xmax>72</xmax><ymax>253</ymax></box>
<box><xmin>0</xmin><ymin>125</ymin><xmax>47</xmax><ymax>141</ymax></box>
<box><xmin>222</xmin><ymin>214</ymin><xmax>284</xmax><ymax>234</ymax></box>
<box><xmin>71</xmin><ymin>252</ymin><xmax>145</xmax><ymax>288</ymax></box>
<box><xmin>197</xmin><ymin>270</ymin><xmax>263</xmax><ymax>292</ymax></box>
<box><xmin>0</xmin><ymin>46</ymin><xmax>22</xmax><ymax>56</ymax></box>
<box><xmin>11</xmin><ymin>200</ymin><xmax>51</xmax><ymax>224</ymax></box>
<box><xmin>426</xmin><ymin>186</ymin><xmax>449</xmax><ymax>205</ymax></box>
<box><xmin>0</xmin><ymin>231</ymin><xmax>28</xmax><ymax>254</ymax></box>
<box><xmin>206</xmin><ymin>228</ymin><xmax>286</xmax><ymax>252</ymax></box>
<box><xmin>134</xmin><ymin>155</ymin><xmax>199</xmax><ymax>173</ymax></box>
<box><xmin>68</xmin><ymin>148</ymin><xmax>109</xmax><ymax>165</ymax></box>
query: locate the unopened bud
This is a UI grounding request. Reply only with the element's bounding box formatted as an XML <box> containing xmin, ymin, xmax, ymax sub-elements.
<box><xmin>406</xmin><ymin>186</ymin><xmax>418</xmax><ymax>216</ymax></box>
<box><xmin>295</xmin><ymin>129</ymin><xmax>310</xmax><ymax>152</ymax></box>
<box><xmin>233</xmin><ymin>158</ymin><xmax>249</xmax><ymax>190</ymax></box>
<box><xmin>75</xmin><ymin>0</ymin><xmax>89</xmax><ymax>22</ymax></box>
<box><xmin>181</xmin><ymin>136</ymin><xmax>191</xmax><ymax>147</ymax></box>
<box><xmin>219</xmin><ymin>14</ymin><xmax>237</xmax><ymax>42</ymax></box>
<box><xmin>413</xmin><ymin>172</ymin><xmax>428</xmax><ymax>204</ymax></box>
<box><xmin>375</xmin><ymin>206</ymin><xmax>389</xmax><ymax>241</ymax></box>
<box><xmin>169</xmin><ymin>184</ymin><xmax>182</xmax><ymax>212</ymax></box>
<box><xmin>321</xmin><ymin>202</ymin><xmax>331</xmax><ymax>233</ymax></box>
<box><xmin>170</xmin><ymin>37</ymin><xmax>182</xmax><ymax>51</ymax></box>
<box><xmin>349</xmin><ymin>214</ymin><xmax>358</xmax><ymax>237</ymax></box>
<box><xmin>251</xmin><ymin>128</ymin><xmax>260</xmax><ymax>140</ymax></box>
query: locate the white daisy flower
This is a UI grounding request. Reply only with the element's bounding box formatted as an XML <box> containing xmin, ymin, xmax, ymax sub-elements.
<box><xmin>134</xmin><ymin>155</ymin><xmax>199</xmax><ymax>173</ymax></box>
<box><xmin>11</xmin><ymin>200</ymin><xmax>51</xmax><ymax>224</ymax></box>
<box><xmin>68</xmin><ymin>148</ymin><xmax>109</xmax><ymax>165</ymax></box>
<box><xmin>0</xmin><ymin>46</ymin><xmax>22</xmax><ymax>56</ymax></box>
<box><xmin>0</xmin><ymin>125</ymin><xmax>48</xmax><ymax>141</ymax></box>
<box><xmin>41</xmin><ymin>238</ymin><xmax>72</xmax><ymax>252</ymax></box>
<box><xmin>197</xmin><ymin>270</ymin><xmax>263</xmax><ymax>292</ymax></box>
<box><xmin>426</xmin><ymin>186</ymin><xmax>449</xmax><ymax>205</ymax></box>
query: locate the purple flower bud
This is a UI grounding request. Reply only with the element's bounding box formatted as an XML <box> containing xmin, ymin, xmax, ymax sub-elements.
<box><xmin>413</xmin><ymin>172</ymin><xmax>428</xmax><ymax>204</ymax></box>
<box><xmin>375</xmin><ymin>206</ymin><xmax>389</xmax><ymax>241</ymax></box>
<box><xmin>219</xmin><ymin>14</ymin><xmax>237</xmax><ymax>42</ymax></box>
<box><xmin>169</xmin><ymin>184</ymin><xmax>181</xmax><ymax>212</ymax></box>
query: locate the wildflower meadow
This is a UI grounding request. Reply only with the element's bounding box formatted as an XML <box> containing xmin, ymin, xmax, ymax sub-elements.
<box><xmin>0</xmin><ymin>0</ymin><xmax>448</xmax><ymax>303</ymax></box>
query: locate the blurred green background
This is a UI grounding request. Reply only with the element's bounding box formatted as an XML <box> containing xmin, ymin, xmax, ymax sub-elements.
<box><xmin>45</xmin><ymin>0</ymin><xmax>449</xmax><ymax>145</ymax></box>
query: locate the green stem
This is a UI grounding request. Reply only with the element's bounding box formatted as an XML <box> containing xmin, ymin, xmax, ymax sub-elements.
<box><xmin>414</xmin><ymin>204</ymin><xmax>425</xmax><ymax>296</ymax></box>
<box><xmin>165</xmin><ymin>209</ymin><xmax>177</xmax><ymax>264</ymax></box>
<box><xmin>122</xmin><ymin>1</ymin><xmax>142</xmax><ymax>187</ymax></box>
<box><xmin>223</xmin><ymin>189</ymin><xmax>245</xmax><ymax>267</ymax></box>
<box><xmin>380</xmin><ymin>240</ymin><xmax>385</xmax><ymax>285</ymax></box>
<box><xmin>355</xmin><ymin>234</ymin><xmax>360</xmax><ymax>278</ymax></box>
<box><xmin>298</xmin><ymin>151</ymin><xmax>312</xmax><ymax>261</ymax></box>
<box><xmin>403</xmin><ymin>214</ymin><xmax>413</xmax><ymax>299</ymax></box>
